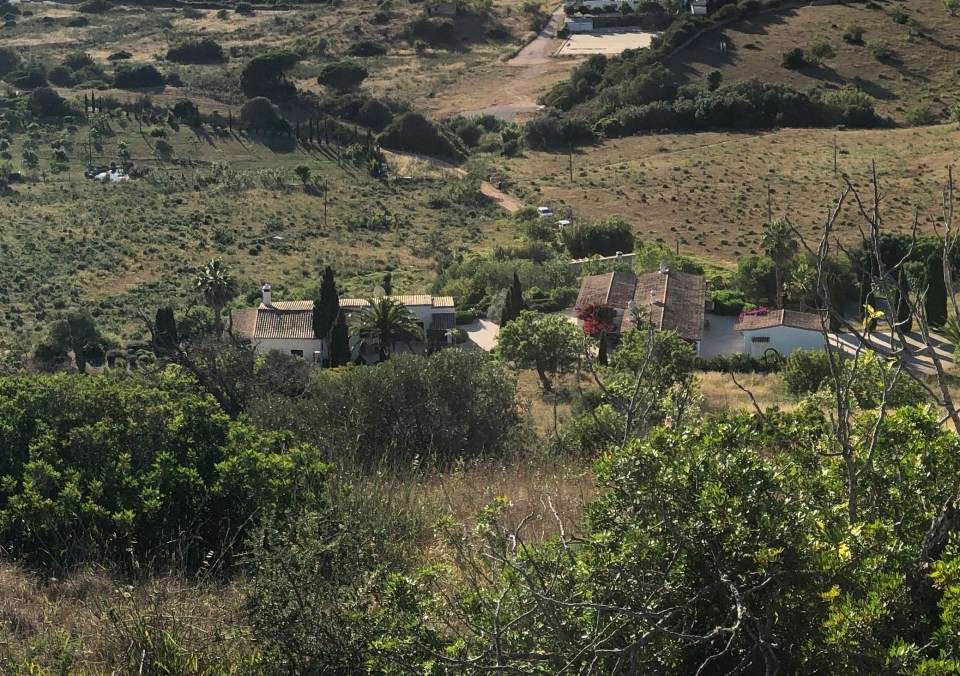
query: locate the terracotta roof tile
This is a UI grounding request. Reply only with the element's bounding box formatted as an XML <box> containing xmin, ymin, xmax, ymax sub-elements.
<box><xmin>576</xmin><ymin>272</ymin><xmax>638</xmax><ymax>309</ymax></box>
<box><xmin>622</xmin><ymin>270</ymin><xmax>707</xmax><ymax>341</ymax></box>
<box><xmin>254</xmin><ymin>308</ymin><xmax>315</xmax><ymax>340</ymax></box>
<box><xmin>734</xmin><ymin>309</ymin><xmax>827</xmax><ymax>332</ymax></box>
<box><xmin>229</xmin><ymin>309</ymin><xmax>257</xmax><ymax>338</ymax></box>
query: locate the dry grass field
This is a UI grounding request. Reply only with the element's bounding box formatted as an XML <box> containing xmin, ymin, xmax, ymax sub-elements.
<box><xmin>503</xmin><ymin>123</ymin><xmax>960</xmax><ymax>268</ymax></box>
<box><xmin>664</xmin><ymin>0</ymin><xmax>960</xmax><ymax>121</ymax></box>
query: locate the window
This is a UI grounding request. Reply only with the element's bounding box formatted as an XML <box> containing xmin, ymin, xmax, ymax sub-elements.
<box><xmin>290</xmin><ymin>349</ymin><xmax>304</xmax><ymax>357</ymax></box>
<box><xmin>751</xmin><ymin>336</ymin><xmax>770</xmax><ymax>344</ymax></box>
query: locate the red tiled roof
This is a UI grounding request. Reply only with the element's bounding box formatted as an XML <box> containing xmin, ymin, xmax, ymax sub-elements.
<box><xmin>734</xmin><ymin>309</ymin><xmax>826</xmax><ymax>332</ymax></box>
<box><xmin>621</xmin><ymin>269</ymin><xmax>707</xmax><ymax>341</ymax></box>
<box><xmin>576</xmin><ymin>272</ymin><xmax>638</xmax><ymax>309</ymax></box>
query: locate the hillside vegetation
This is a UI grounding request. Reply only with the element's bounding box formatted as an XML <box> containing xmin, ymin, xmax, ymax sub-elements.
<box><xmin>664</xmin><ymin>0</ymin><xmax>960</xmax><ymax>123</ymax></box>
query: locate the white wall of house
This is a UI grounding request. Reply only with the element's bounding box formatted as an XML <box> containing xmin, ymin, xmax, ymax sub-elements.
<box><xmin>254</xmin><ymin>337</ymin><xmax>325</xmax><ymax>362</ymax></box>
<box><xmin>741</xmin><ymin>326</ymin><xmax>826</xmax><ymax>358</ymax></box>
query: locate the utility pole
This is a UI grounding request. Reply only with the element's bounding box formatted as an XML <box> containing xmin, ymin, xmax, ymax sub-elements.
<box><xmin>767</xmin><ymin>183</ymin><xmax>772</xmax><ymax>224</ymax></box>
<box><xmin>323</xmin><ymin>179</ymin><xmax>328</xmax><ymax>229</ymax></box>
<box><xmin>568</xmin><ymin>143</ymin><xmax>573</xmax><ymax>184</ymax></box>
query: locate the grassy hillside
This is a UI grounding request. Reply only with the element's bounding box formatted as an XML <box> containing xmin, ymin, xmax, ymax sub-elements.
<box><xmin>503</xmin><ymin>123</ymin><xmax>960</xmax><ymax>267</ymax></box>
<box><xmin>0</xmin><ymin>121</ymin><xmax>513</xmax><ymax>349</ymax></box>
<box><xmin>664</xmin><ymin>0</ymin><xmax>960</xmax><ymax>122</ymax></box>
<box><xmin>1</xmin><ymin>0</ymin><xmax>535</xmax><ymax>110</ymax></box>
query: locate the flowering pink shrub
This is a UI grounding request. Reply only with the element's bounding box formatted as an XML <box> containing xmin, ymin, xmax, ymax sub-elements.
<box><xmin>576</xmin><ymin>303</ymin><xmax>617</xmax><ymax>338</ymax></box>
<box><xmin>737</xmin><ymin>307</ymin><xmax>770</xmax><ymax>324</ymax></box>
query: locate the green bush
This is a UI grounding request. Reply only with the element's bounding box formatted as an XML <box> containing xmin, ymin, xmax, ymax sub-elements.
<box><xmin>166</xmin><ymin>38</ymin><xmax>226</xmax><ymax>64</ymax></box>
<box><xmin>114</xmin><ymin>63</ymin><xmax>164</xmax><ymax>89</ymax></box>
<box><xmin>560</xmin><ymin>216</ymin><xmax>635</xmax><ymax>258</ymax></box>
<box><xmin>809</xmin><ymin>40</ymin><xmax>834</xmax><ymax>61</ymax></box>
<box><xmin>77</xmin><ymin>0</ymin><xmax>111</xmax><ymax>13</ymax></box>
<box><xmin>316</xmin><ymin>60</ymin><xmax>369</xmax><ymax>91</ymax></box>
<box><xmin>379</xmin><ymin>112</ymin><xmax>465</xmax><ymax>162</ymax></box>
<box><xmin>905</xmin><ymin>105</ymin><xmax>939</xmax><ymax>127</ymax></box>
<box><xmin>0</xmin><ymin>370</ymin><xmax>327</xmax><ymax>572</ymax></box>
<box><xmin>779</xmin><ymin>47</ymin><xmax>807</xmax><ymax>70</ymax></box>
<box><xmin>345</xmin><ymin>40</ymin><xmax>387</xmax><ymax>57</ymax></box>
<box><xmin>709</xmin><ymin>288</ymin><xmax>747</xmax><ymax>315</ymax></box>
<box><xmin>780</xmin><ymin>348</ymin><xmax>832</xmax><ymax>394</ymax></box>
<box><xmin>239</xmin><ymin>96</ymin><xmax>288</xmax><ymax>132</ymax></box>
<box><xmin>455</xmin><ymin>309</ymin><xmax>478</xmax><ymax>324</ymax></box>
<box><xmin>843</xmin><ymin>24</ymin><xmax>864</xmax><ymax>44</ymax></box>
<box><xmin>866</xmin><ymin>38</ymin><xmax>891</xmax><ymax>61</ymax></box>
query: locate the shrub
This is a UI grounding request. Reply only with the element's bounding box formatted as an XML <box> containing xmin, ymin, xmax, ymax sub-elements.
<box><xmin>239</xmin><ymin>96</ymin><xmax>288</xmax><ymax>132</ymax></box>
<box><xmin>106</xmin><ymin>50</ymin><xmax>131</xmax><ymax>61</ymax></box>
<box><xmin>455</xmin><ymin>309</ymin><xmax>478</xmax><ymax>325</ymax></box>
<box><xmin>780</xmin><ymin>348</ymin><xmax>832</xmax><ymax>394</ymax></box>
<box><xmin>379</xmin><ymin>112</ymin><xmax>465</xmax><ymax>162</ymax></box>
<box><xmin>809</xmin><ymin>40</ymin><xmax>834</xmax><ymax>62</ymax></box>
<box><xmin>316</xmin><ymin>60</ymin><xmax>368</xmax><ymax>91</ymax></box>
<box><xmin>172</xmin><ymin>99</ymin><xmax>201</xmax><ymax>126</ymax></box>
<box><xmin>47</xmin><ymin>64</ymin><xmax>76</xmax><ymax>87</ymax></box>
<box><xmin>356</xmin><ymin>98</ymin><xmax>394</xmax><ymax>131</ymax></box>
<box><xmin>779</xmin><ymin>47</ymin><xmax>807</xmax><ymax>70</ymax></box>
<box><xmin>561</xmin><ymin>216</ymin><xmax>634</xmax><ymax>258</ymax></box>
<box><xmin>822</xmin><ymin>88</ymin><xmax>878</xmax><ymax>128</ymax></box>
<box><xmin>166</xmin><ymin>38</ymin><xmax>225</xmax><ymax>64</ymax></box>
<box><xmin>406</xmin><ymin>16</ymin><xmax>457</xmax><ymax>45</ymax></box>
<box><xmin>235</xmin><ymin>1</ymin><xmax>253</xmax><ymax>13</ymax></box>
<box><xmin>65</xmin><ymin>16</ymin><xmax>89</xmax><ymax>27</ymax></box>
<box><xmin>905</xmin><ymin>105</ymin><xmax>939</xmax><ymax>126</ymax></box>
<box><xmin>77</xmin><ymin>0</ymin><xmax>111</xmax><ymax>13</ymax></box>
<box><xmin>0</xmin><ymin>46</ymin><xmax>19</xmax><ymax>77</ymax></box>
<box><xmin>842</xmin><ymin>24</ymin><xmax>864</xmax><ymax>44</ymax></box>
<box><xmin>240</xmin><ymin>50</ymin><xmax>300</xmax><ymax>100</ymax></box>
<box><xmin>114</xmin><ymin>63</ymin><xmax>164</xmax><ymax>89</ymax></box>
<box><xmin>705</xmin><ymin>69</ymin><xmax>722</xmax><ymax>91</ymax></box>
<box><xmin>866</xmin><ymin>39</ymin><xmax>891</xmax><ymax>61</ymax></box>
<box><xmin>345</xmin><ymin>40</ymin><xmax>387</xmax><ymax>57</ymax></box>
<box><xmin>709</xmin><ymin>289</ymin><xmax>747</xmax><ymax>315</ymax></box>
<box><xmin>28</xmin><ymin>87</ymin><xmax>72</xmax><ymax>117</ymax></box>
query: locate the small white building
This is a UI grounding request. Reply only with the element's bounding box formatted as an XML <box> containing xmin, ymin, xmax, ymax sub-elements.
<box><xmin>734</xmin><ymin>309</ymin><xmax>827</xmax><ymax>358</ymax></box>
<box><xmin>230</xmin><ymin>285</ymin><xmax>456</xmax><ymax>364</ymax></box>
<box><xmin>566</xmin><ymin>16</ymin><xmax>595</xmax><ymax>33</ymax></box>
<box><xmin>690</xmin><ymin>0</ymin><xmax>708</xmax><ymax>15</ymax></box>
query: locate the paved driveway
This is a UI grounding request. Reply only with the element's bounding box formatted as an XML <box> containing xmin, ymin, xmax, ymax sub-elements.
<box><xmin>699</xmin><ymin>314</ymin><xmax>744</xmax><ymax>358</ymax></box>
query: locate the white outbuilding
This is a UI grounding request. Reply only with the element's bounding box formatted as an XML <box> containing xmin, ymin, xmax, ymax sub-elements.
<box><xmin>733</xmin><ymin>309</ymin><xmax>827</xmax><ymax>358</ymax></box>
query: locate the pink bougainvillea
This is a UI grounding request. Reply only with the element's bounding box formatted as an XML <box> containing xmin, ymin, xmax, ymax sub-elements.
<box><xmin>737</xmin><ymin>307</ymin><xmax>770</xmax><ymax>324</ymax></box>
<box><xmin>576</xmin><ymin>303</ymin><xmax>617</xmax><ymax>338</ymax></box>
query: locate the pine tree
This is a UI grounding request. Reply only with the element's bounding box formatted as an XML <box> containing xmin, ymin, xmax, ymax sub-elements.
<box><xmin>313</xmin><ymin>266</ymin><xmax>340</xmax><ymax>344</ymax></box>
<box><xmin>897</xmin><ymin>267</ymin><xmax>913</xmax><ymax>333</ymax></box>
<box><xmin>330</xmin><ymin>311</ymin><xmax>351</xmax><ymax>366</ymax></box>
<box><xmin>925</xmin><ymin>254</ymin><xmax>948</xmax><ymax>328</ymax></box>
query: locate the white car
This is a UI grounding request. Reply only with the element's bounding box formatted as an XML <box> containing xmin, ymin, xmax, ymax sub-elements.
<box><xmin>537</xmin><ymin>206</ymin><xmax>554</xmax><ymax>218</ymax></box>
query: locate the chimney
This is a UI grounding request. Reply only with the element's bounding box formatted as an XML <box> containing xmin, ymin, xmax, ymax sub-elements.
<box><xmin>616</xmin><ymin>251</ymin><xmax>623</xmax><ymax>260</ymax></box>
<box><xmin>659</xmin><ymin>263</ymin><xmax>668</xmax><ymax>274</ymax></box>
<box><xmin>261</xmin><ymin>283</ymin><xmax>272</xmax><ymax>306</ymax></box>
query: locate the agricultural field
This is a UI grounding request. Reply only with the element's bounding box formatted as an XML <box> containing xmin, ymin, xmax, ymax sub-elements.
<box><xmin>664</xmin><ymin>0</ymin><xmax>960</xmax><ymax>122</ymax></box>
<box><xmin>502</xmin><ymin>123</ymin><xmax>960</xmax><ymax>267</ymax></box>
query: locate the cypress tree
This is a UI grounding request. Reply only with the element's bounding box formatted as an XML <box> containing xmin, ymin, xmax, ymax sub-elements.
<box><xmin>499</xmin><ymin>288</ymin><xmax>515</xmax><ymax>328</ymax></box>
<box><xmin>598</xmin><ymin>331</ymin><xmax>608</xmax><ymax>366</ymax></box>
<box><xmin>313</xmin><ymin>266</ymin><xmax>340</xmax><ymax>344</ymax></box>
<box><xmin>897</xmin><ymin>267</ymin><xmax>913</xmax><ymax>333</ymax></box>
<box><xmin>330</xmin><ymin>311</ymin><xmax>351</xmax><ymax>366</ymax></box>
<box><xmin>509</xmin><ymin>273</ymin><xmax>524</xmax><ymax>320</ymax></box>
<box><xmin>925</xmin><ymin>254</ymin><xmax>948</xmax><ymax>328</ymax></box>
<box><xmin>153</xmin><ymin>307</ymin><xmax>178</xmax><ymax>356</ymax></box>
<box><xmin>383</xmin><ymin>272</ymin><xmax>392</xmax><ymax>296</ymax></box>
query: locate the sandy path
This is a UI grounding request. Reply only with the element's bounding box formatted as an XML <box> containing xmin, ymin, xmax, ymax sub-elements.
<box><xmin>455</xmin><ymin>6</ymin><xmax>580</xmax><ymax>121</ymax></box>
<box><xmin>384</xmin><ymin>150</ymin><xmax>524</xmax><ymax>214</ymax></box>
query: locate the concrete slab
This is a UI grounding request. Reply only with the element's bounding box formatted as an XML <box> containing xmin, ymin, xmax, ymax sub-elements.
<box><xmin>699</xmin><ymin>314</ymin><xmax>744</xmax><ymax>358</ymax></box>
<box><xmin>556</xmin><ymin>29</ymin><xmax>659</xmax><ymax>56</ymax></box>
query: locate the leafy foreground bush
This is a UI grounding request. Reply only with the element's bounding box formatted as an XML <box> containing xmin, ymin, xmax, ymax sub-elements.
<box><xmin>0</xmin><ymin>369</ymin><xmax>326</xmax><ymax>572</ymax></box>
<box><xmin>246</xmin><ymin>405</ymin><xmax>960</xmax><ymax>673</ymax></box>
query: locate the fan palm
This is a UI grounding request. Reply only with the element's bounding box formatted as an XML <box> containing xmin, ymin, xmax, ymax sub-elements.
<box><xmin>195</xmin><ymin>258</ymin><xmax>239</xmax><ymax>337</ymax></box>
<box><xmin>353</xmin><ymin>297</ymin><xmax>424</xmax><ymax>361</ymax></box>
<box><xmin>761</xmin><ymin>218</ymin><xmax>799</xmax><ymax>308</ymax></box>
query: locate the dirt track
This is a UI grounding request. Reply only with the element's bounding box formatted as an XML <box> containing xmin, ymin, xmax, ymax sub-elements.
<box><xmin>456</xmin><ymin>6</ymin><xmax>578</xmax><ymax>122</ymax></box>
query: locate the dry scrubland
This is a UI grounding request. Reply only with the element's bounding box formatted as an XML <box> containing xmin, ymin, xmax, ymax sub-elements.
<box><xmin>665</xmin><ymin>0</ymin><xmax>960</xmax><ymax>121</ymax></box>
<box><xmin>504</xmin><ymin>124</ymin><xmax>960</xmax><ymax>266</ymax></box>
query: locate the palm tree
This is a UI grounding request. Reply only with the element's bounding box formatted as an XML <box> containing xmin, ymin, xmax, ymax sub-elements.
<box><xmin>761</xmin><ymin>218</ymin><xmax>799</xmax><ymax>308</ymax></box>
<box><xmin>195</xmin><ymin>258</ymin><xmax>238</xmax><ymax>337</ymax></box>
<box><xmin>353</xmin><ymin>297</ymin><xmax>424</xmax><ymax>361</ymax></box>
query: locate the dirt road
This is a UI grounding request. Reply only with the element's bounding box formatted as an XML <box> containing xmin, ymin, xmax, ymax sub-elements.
<box><xmin>456</xmin><ymin>6</ymin><xmax>578</xmax><ymax>122</ymax></box>
<box><xmin>383</xmin><ymin>150</ymin><xmax>524</xmax><ymax>214</ymax></box>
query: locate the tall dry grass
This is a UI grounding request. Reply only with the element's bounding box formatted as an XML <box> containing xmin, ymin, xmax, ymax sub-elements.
<box><xmin>699</xmin><ymin>371</ymin><xmax>797</xmax><ymax>414</ymax></box>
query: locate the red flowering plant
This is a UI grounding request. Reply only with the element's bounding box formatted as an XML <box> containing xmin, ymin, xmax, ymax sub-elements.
<box><xmin>576</xmin><ymin>303</ymin><xmax>617</xmax><ymax>338</ymax></box>
<box><xmin>737</xmin><ymin>307</ymin><xmax>770</xmax><ymax>324</ymax></box>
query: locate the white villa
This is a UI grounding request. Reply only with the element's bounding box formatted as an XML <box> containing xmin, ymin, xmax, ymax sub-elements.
<box><xmin>733</xmin><ymin>309</ymin><xmax>827</xmax><ymax>358</ymax></box>
<box><xmin>230</xmin><ymin>285</ymin><xmax>456</xmax><ymax>364</ymax></box>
